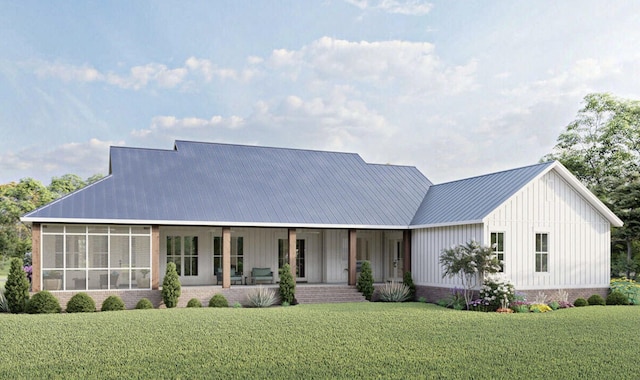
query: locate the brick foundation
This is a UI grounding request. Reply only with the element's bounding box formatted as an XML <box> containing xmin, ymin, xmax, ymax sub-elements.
<box><xmin>415</xmin><ymin>285</ymin><xmax>609</xmax><ymax>304</ymax></box>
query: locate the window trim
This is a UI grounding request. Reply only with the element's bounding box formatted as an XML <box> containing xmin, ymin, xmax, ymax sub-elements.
<box><xmin>534</xmin><ymin>232</ymin><xmax>549</xmax><ymax>273</ymax></box>
<box><xmin>490</xmin><ymin>231</ymin><xmax>505</xmax><ymax>273</ymax></box>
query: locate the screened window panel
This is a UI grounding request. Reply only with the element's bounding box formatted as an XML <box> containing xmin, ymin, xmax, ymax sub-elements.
<box><xmin>110</xmin><ymin>235</ymin><xmax>130</xmax><ymax>268</ymax></box>
<box><xmin>42</xmin><ymin>235</ymin><xmax>64</xmax><ymax>268</ymax></box>
<box><xmin>132</xmin><ymin>236</ymin><xmax>151</xmax><ymax>267</ymax></box>
<box><xmin>88</xmin><ymin>235</ymin><xmax>108</xmax><ymax>268</ymax></box>
<box><xmin>65</xmin><ymin>235</ymin><xmax>86</xmax><ymax>269</ymax></box>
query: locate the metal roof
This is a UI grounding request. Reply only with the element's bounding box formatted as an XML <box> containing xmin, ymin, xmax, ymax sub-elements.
<box><xmin>23</xmin><ymin>141</ymin><xmax>432</xmax><ymax>228</ymax></box>
<box><xmin>410</xmin><ymin>161</ymin><xmax>555</xmax><ymax>227</ymax></box>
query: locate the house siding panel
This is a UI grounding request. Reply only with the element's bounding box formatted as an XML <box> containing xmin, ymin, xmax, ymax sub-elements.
<box><xmin>484</xmin><ymin>170</ymin><xmax>611</xmax><ymax>290</ymax></box>
<box><xmin>411</xmin><ymin>224</ymin><xmax>484</xmax><ymax>287</ymax></box>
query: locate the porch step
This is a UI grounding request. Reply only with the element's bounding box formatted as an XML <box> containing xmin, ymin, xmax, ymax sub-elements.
<box><xmin>294</xmin><ymin>285</ymin><xmax>367</xmax><ymax>304</ymax></box>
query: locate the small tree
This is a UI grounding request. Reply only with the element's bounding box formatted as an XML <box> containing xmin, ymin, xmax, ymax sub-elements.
<box><xmin>439</xmin><ymin>240</ymin><xmax>501</xmax><ymax>309</ymax></box>
<box><xmin>162</xmin><ymin>262</ymin><xmax>181</xmax><ymax>308</ymax></box>
<box><xmin>279</xmin><ymin>263</ymin><xmax>296</xmax><ymax>304</ymax></box>
<box><xmin>5</xmin><ymin>258</ymin><xmax>30</xmax><ymax>313</ymax></box>
<box><xmin>357</xmin><ymin>260</ymin><xmax>374</xmax><ymax>300</ymax></box>
<box><xmin>403</xmin><ymin>271</ymin><xmax>416</xmax><ymax>301</ymax></box>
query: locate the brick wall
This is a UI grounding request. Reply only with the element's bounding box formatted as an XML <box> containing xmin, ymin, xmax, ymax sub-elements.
<box><xmin>415</xmin><ymin>285</ymin><xmax>609</xmax><ymax>304</ymax></box>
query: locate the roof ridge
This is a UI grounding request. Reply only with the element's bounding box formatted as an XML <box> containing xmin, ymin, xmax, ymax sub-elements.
<box><xmin>173</xmin><ymin>140</ymin><xmax>364</xmax><ymax>158</ymax></box>
<box><xmin>432</xmin><ymin>161</ymin><xmax>555</xmax><ymax>186</ymax></box>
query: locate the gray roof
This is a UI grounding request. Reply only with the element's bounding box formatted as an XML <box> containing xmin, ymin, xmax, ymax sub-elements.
<box><xmin>24</xmin><ymin>141</ymin><xmax>432</xmax><ymax>228</ymax></box>
<box><xmin>410</xmin><ymin>161</ymin><xmax>555</xmax><ymax>227</ymax></box>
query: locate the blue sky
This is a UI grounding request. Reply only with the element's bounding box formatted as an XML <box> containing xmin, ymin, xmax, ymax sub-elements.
<box><xmin>1</xmin><ymin>1</ymin><xmax>639</xmax><ymax>185</ymax></box>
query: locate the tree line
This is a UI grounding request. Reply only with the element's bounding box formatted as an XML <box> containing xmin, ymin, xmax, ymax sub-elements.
<box><xmin>0</xmin><ymin>174</ymin><xmax>103</xmax><ymax>261</ymax></box>
<box><xmin>544</xmin><ymin>93</ymin><xmax>640</xmax><ymax>278</ymax></box>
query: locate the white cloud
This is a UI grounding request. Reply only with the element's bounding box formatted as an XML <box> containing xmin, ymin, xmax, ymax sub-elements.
<box><xmin>344</xmin><ymin>0</ymin><xmax>433</xmax><ymax>15</ymax></box>
<box><xmin>131</xmin><ymin>114</ymin><xmax>245</xmax><ymax>139</ymax></box>
<box><xmin>0</xmin><ymin>138</ymin><xmax>120</xmax><ymax>183</ymax></box>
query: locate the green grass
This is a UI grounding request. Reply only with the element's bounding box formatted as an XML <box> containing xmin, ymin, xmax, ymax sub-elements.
<box><xmin>1</xmin><ymin>303</ymin><xmax>638</xmax><ymax>379</ymax></box>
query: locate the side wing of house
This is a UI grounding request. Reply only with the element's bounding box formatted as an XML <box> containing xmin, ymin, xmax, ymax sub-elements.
<box><xmin>484</xmin><ymin>167</ymin><xmax>613</xmax><ymax>292</ymax></box>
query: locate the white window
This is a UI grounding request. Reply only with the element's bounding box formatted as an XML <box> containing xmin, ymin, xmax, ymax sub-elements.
<box><xmin>535</xmin><ymin>233</ymin><xmax>548</xmax><ymax>272</ymax></box>
<box><xmin>491</xmin><ymin>232</ymin><xmax>505</xmax><ymax>272</ymax></box>
<box><xmin>213</xmin><ymin>236</ymin><xmax>243</xmax><ymax>276</ymax></box>
<box><xmin>167</xmin><ymin>236</ymin><xmax>198</xmax><ymax>277</ymax></box>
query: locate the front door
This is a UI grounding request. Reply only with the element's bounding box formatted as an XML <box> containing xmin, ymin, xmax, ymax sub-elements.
<box><xmin>278</xmin><ymin>238</ymin><xmax>306</xmax><ymax>282</ymax></box>
<box><xmin>387</xmin><ymin>239</ymin><xmax>403</xmax><ymax>281</ymax></box>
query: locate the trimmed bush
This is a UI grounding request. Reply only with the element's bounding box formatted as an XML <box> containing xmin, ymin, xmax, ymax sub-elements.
<box><xmin>101</xmin><ymin>295</ymin><xmax>125</xmax><ymax>311</ymax></box>
<box><xmin>187</xmin><ymin>298</ymin><xmax>202</xmax><ymax>308</ymax></box>
<box><xmin>574</xmin><ymin>298</ymin><xmax>588</xmax><ymax>307</ymax></box>
<box><xmin>246</xmin><ymin>286</ymin><xmax>277</xmax><ymax>308</ymax></box>
<box><xmin>403</xmin><ymin>271</ymin><xmax>416</xmax><ymax>301</ymax></box>
<box><xmin>25</xmin><ymin>291</ymin><xmax>61</xmax><ymax>314</ymax></box>
<box><xmin>135</xmin><ymin>298</ymin><xmax>154</xmax><ymax>309</ymax></box>
<box><xmin>162</xmin><ymin>262</ymin><xmax>181</xmax><ymax>308</ymax></box>
<box><xmin>278</xmin><ymin>263</ymin><xmax>296</xmax><ymax>305</ymax></box>
<box><xmin>357</xmin><ymin>261</ymin><xmax>374</xmax><ymax>301</ymax></box>
<box><xmin>587</xmin><ymin>294</ymin><xmax>605</xmax><ymax>306</ymax></box>
<box><xmin>5</xmin><ymin>258</ymin><xmax>30</xmax><ymax>313</ymax></box>
<box><xmin>378</xmin><ymin>281</ymin><xmax>411</xmax><ymax>302</ymax></box>
<box><xmin>209</xmin><ymin>294</ymin><xmax>229</xmax><ymax>308</ymax></box>
<box><xmin>66</xmin><ymin>292</ymin><xmax>96</xmax><ymax>313</ymax></box>
<box><xmin>606</xmin><ymin>290</ymin><xmax>629</xmax><ymax>305</ymax></box>
<box><xmin>548</xmin><ymin>301</ymin><xmax>560</xmax><ymax>310</ymax></box>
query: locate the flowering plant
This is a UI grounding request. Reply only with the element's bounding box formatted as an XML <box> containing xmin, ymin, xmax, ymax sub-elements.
<box><xmin>479</xmin><ymin>276</ymin><xmax>515</xmax><ymax>311</ymax></box>
<box><xmin>529</xmin><ymin>303</ymin><xmax>552</xmax><ymax>313</ymax></box>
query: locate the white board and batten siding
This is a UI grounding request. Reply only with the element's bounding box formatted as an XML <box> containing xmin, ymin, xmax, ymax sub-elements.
<box><xmin>412</xmin><ymin>168</ymin><xmax>613</xmax><ymax>291</ymax></box>
<box><xmin>412</xmin><ymin>224</ymin><xmax>484</xmax><ymax>287</ymax></box>
<box><xmin>485</xmin><ymin>169</ymin><xmax>611</xmax><ymax>290</ymax></box>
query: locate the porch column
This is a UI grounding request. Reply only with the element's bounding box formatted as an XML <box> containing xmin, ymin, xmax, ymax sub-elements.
<box><xmin>288</xmin><ymin>228</ymin><xmax>297</xmax><ymax>281</ymax></box>
<box><xmin>151</xmin><ymin>225</ymin><xmax>160</xmax><ymax>289</ymax></box>
<box><xmin>348</xmin><ymin>229</ymin><xmax>357</xmax><ymax>286</ymax></box>
<box><xmin>31</xmin><ymin>223</ymin><xmax>41</xmax><ymax>292</ymax></box>
<box><xmin>222</xmin><ymin>227</ymin><xmax>231</xmax><ymax>288</ymax></box>
<box><xmin>402</xmin><ymin>229</ymin><xmax>411</xmax><ymax>274</ymax></box>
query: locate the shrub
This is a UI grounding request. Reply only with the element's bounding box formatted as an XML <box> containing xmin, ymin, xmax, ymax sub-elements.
<box><xmin>548</xmin><ymin>301</ymin><xmax>560</xmax><ymax>310</ymax></box>
<box><xmin>66</xmin><ymin>292</ymin><xmax>96</xmax><ymax>313</ymax></box>
<box><xmin>610</xmin><ymin>278</ymin><xmax>640</xmax><ymax>305</ymax></box>
<box><xmin>233</xmin><ymin>302</ymin><xmax>242</xmax><ymax>308</ymax></box>
<box><xmin>209</xmin><ymin>294</ymin><xmax>229</xmax><ymax>308</ymax></box>
<box><xmin>418</xmin><ymin>296</ymin><xmax>427</xmax><ymax>303</ymax></box>
<box><xmin>278</xmin><ymin>263</ymin><xmax>296</xmax><ymax>305</ymax></box>
<box><xmin>529</xmin><ymin>303</ymin><xmax>552</xmax><ymax>313</ymax></box>
<box><xmin>187</xmin><ymin>298</ymin><xmax>202</xmax><ymax>308</ymax></box>
<box><xmin>25</xmin><ymin>291</ymin><xmax>61</xmax><ymax>314</ymax></box>
<box><xmin>135</xmin><ymin>298</ymin><xmax>154</xmax><ymax>309</ymax></box>
<box><xmin>437</xmin><ymin>289</ymin><xmax>466</xmax><ymax>310</ymax></box>
<box><xmin>356</xmin><ymin>261</ymin><xmax>374</xmax><ymax>301</ymax></box>
<box><xmin>403</xmin><ymin>271</ymin><xmax>416</xmax><ymax>301</ymax></box>
<box><xmin>162</xmin><ymin>262</ymin><xmax>181</xmax><ymax>308</ymax></box>
<box><xmin>510</xmin><ymin>302</ymin><xmax>530</xmax><ymax>313</ymax></box>
<box><xmin>587</xmin><ymin>294</ymin><xmax>605</xmax><ymax>306</ymax></box>
<box><xmin>606</xmin><ymin>290</ymin><xmax>629</xmax><ymax>305</ymax></box>
<box><xmin>574</xmin><ymin>298</ymin><xmax>588</xmax><ymax>307</ymax></box>
<box><xmin>378</xmin><ymin>281</ymin><xmax>411</xmax><ymax>302</ymax></box>
<box><xmin>101</xmin><ymin>295</ymin><xmax>125</xmax><ymax>311</ymax></box>
<box><xmin>246</xmin><ymin>286</ymin><xmax>277</xmax><ymax>308</ymax></box>
<box><xmin>281</xmin><ymin>301</ymin><xmax>290</xmax><ymax>307</ymax></box>
<box><xmin>479</xmin><ymin>276</ymin><xmax>515</xmax><ymax>311</ymax></box>
<box><xmin>5</xmin><ymin>258</ymin><xmax>30</xmax><ymax>313</ymax></box>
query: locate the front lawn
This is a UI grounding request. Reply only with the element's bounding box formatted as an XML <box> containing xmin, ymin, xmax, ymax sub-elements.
<box><xmin>1</xmin><ymin>303</ymin><xmax>638</xmax><ymax>378</ymax></box>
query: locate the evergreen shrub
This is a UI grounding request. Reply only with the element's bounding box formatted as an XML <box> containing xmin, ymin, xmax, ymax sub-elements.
<box><xmin>574</xmin><ymin>298</ymin><xmax>588</xmax><ymax>307</ymax></box>
<box><xmin>403</xmin><ymin>271</ymin><xmax>416</xmax><ymax>301</ymax></box>
<box><xmin>356</xmin><ymin>261</ymin><xmax>374</xmax><ymax>301</ymax></box>
<box><xmin>606</xmin><ymin>290</ymin><xmax>629</xmax><ymax>305</ymax></box>
<box><xmin>135</xmin><ymin>298</ymin><xmax>154</xmax><ymax>309</ymax></box>
<box><xmin>101</xmin><ymin>295</ymin><xmax>125</xmax><ymax>311</ymax></box>
<box><xmin>587</xmin><ymin>294</ymin><xmax>605</xmax><ymax>306</ymax></box>
<box><xmin>187</xmin><ymin>298</ymin><xmax>202</xmax><ymax>308</ymax></box>
<box><xmin>209</xmin><ymin>294</ymin><xmax>229</xmax><ymax>308</ymax></box>
<box><xmin>162</xmin><ymin>262</ymin><xmax>181</xmax><ymax>308</ymax></box>
<box><xmin>5</xmin><ymin>258</ymin><xmax>30</xmax><ymax>313</ymax></box>
<box><xmin>66</xmin><ymin>292</ymin><xmax>96</xmax><ymax>313</ymax></box>
<box><xmin>26</xmin><ymin>291</ymin><xmax>61</xmax><ymax>314</ymax></box>
<box><xmin>278</xmin><ymin>263</ymin><xmax>296</xmax><ymax>305</ymax></box>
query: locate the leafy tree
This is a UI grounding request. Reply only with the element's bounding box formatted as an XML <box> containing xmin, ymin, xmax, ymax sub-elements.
<box><xmin>278</xmin><ymin>263</ymin><xmax>296</xmax><ymax>304</ymax></box>
<box><xmin>48</xmin><ymin>174</ymin><xmax>86</xmax><ymax>198</ymax></box>
<box><xmin>162</xmin><ymin>262</ymin><xmax>181</xmax><ymax>308</ymax></box>
<box><xmin>4</xmin><ymin>258</ymin><xmax>30</xmax><ymax>313</ymax></box>
<box><xmin>0</xmin><ymin>179</ymin><xmax>53</xmax><ymax>258</ymax></box>
<box><xmin>544</xmin><ymin>93</ymin><xmax>640</xmax><ymax>277</ymax></box>
<box><xmin>440</xmin><ymin>240</ymin><xmax>501</xmax><ymax>309</ymax></box>
<box><xmin>356</xmin><ymin>261</ymin><xmax>374</xmax><ymax>300</ymax></box>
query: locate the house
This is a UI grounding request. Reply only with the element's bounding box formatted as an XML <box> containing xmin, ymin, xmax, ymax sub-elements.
<box><xmin>21</xmin><ymin>140</ymin><xmax>622</xmax><ymax>303</ymax></box>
